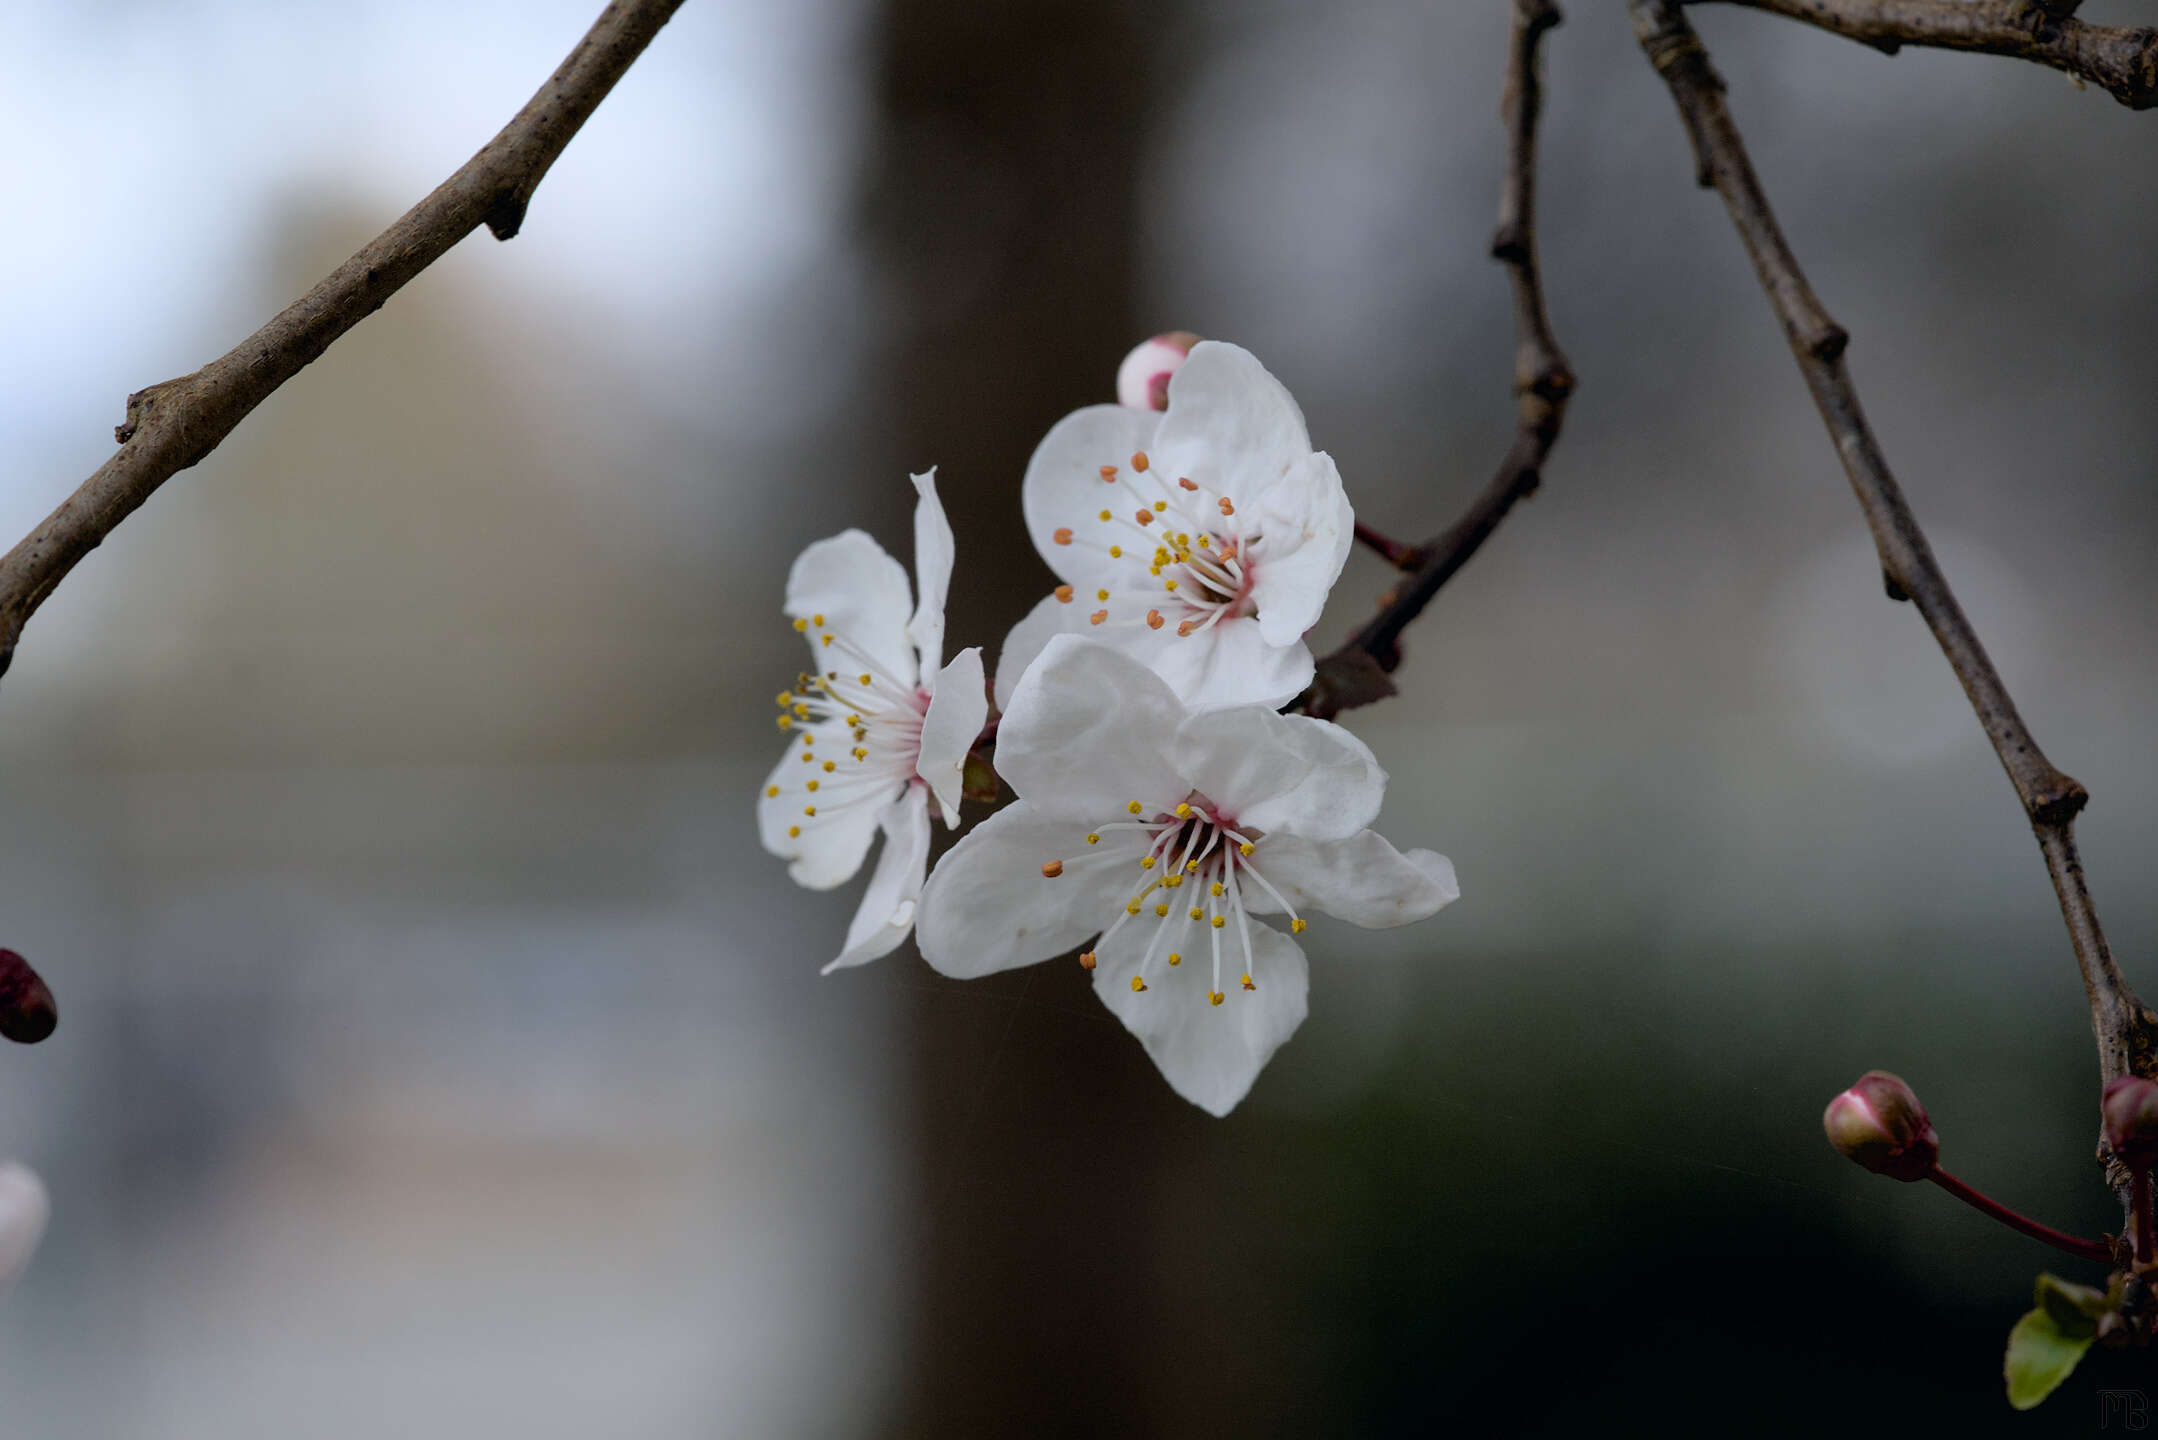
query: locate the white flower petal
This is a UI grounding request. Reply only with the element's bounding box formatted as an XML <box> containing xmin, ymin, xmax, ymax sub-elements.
<box><xmin>993</xmin><ymin>592</ymin><xmax>1081</xmax><ymax>711</ymax></box>
<box><xmin>1090</xmin><ymin>919</ymin><xmax>1309</xmax><ymax>1117</ymax></box>
<box><xmin>1020</xmin><ymin>404</ymin><xmax>1163</xmax><ymax>588</ymax></box>
<box><xmin>1144</xmin><ymin>614</ymin><xmax>1313</xmax><ymax>712</ymax></box>
<box><xmin>824</xmin><ymin>785</ymin><xmax>932</xmax><ymax>973</ymax></box>
<box><xmin>916</xmin><ymin>800</ymin><xmax>1143</xmax><ymax>979</ymax></box>
<box><xmin>1145</xmin><ymin>342</ymin><xmax>1312</xmax><ymax>509</ymax></box>
<box><xmin>1246</xmin><ymin>451</ymin><xmax>1354</xmax><ymax>647</ymax></box>
<box><xmin>787</xmin><ymin>529</ymin><xmax>919</xmax><ymax>688</ymax></box>
<box><xmin>1172</xmin><ymin>711</ymin><xmax>1384</xmax><ymax>840</ymax></box>
<box><xmin>0</xmin><ymin>1163</ymin><xmax>48</xmax><ymax>1290</ymax></box>
<box><xmin>762</xmin><ymin>734</ymin><xmax>897</xmax><ymax>890</ymax></box>
<box><xmin>1244</xmin><ymin>832</ymin><xmax>1459</xmax><ymax>929</ymax></box>
<box><xmin>919</xmin><ymin>647</ymin><xmax>988</xmax><ymax>827</ymax></box>
<box><xmin>906</xmin><ymin>469</ymin><xmax>954</xmax><ymax>677</ymax></box>
<box><xmin>757</xmin><ymin>719</ymin><xmax>853</xmax><ymax>859</ymax></box>
<box><xmin>997</xmin><ymin>635</ymin><xmax>1188</xmax><ymax>821</ymax></box>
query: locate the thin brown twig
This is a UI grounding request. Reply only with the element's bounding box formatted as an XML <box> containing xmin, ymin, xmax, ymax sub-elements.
<box><xmin>1688</xmin><ymin>0</ymin><xmax>2156</xmax><ymax>110</ymax></box>
<box><xmin>0</xmin><ymin>0</ymin><xmax>689</xmax><ymax>682</ymax></box>
<box><xmin>1628</xmin><ymin>0</ymin><xmax>2157</xmax><ymax>1202</ymax></box>
<box><xmin>1299</xmin><ymin>0</ymin><xmax>1575</xmax><ymax>721</ymax></box>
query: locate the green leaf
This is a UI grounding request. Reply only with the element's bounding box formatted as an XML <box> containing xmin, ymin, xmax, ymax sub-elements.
<box><xmin>2005</xmin><ymin>1286</ymin><xmax>2098</xmax><ymax>1412</ymax></box>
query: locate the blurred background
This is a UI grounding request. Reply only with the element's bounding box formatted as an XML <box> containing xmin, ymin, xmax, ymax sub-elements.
<box><xmin>1</xmin><ymin>0</ymin><xmax>2154</xmax><ymax>1432</ymax></box>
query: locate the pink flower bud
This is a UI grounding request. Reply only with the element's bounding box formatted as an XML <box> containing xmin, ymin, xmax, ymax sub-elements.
<box><xmin>1115</xmin><ymin>332</ymin><xmax>1200</xmax><ymax>412</ymax></box>
<box><xmin>2102</xmin><ymin>1075</ymin><xmax>2158</xmax><ymax>1171</ymax></box>
<box><xmin>1823</xmin><ymin>1070</ymin><xmax>1939</xmax><ymax>1181</ymax></box>
<box><xmin>0</xmin><ymin>950</ymin><xmax>55</xmax><ymax>1045</ymax></box>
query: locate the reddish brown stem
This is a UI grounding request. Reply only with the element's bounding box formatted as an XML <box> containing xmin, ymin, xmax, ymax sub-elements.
<box><xmin>1928</xmin><ymin>1167</ymin><xmax>2115</xmax><ymax>1266</ymax></box>
<box><xmin>1352</xmin><ymin>521</ymin><xmax>1421</xmax><ymax>571</ymax></box>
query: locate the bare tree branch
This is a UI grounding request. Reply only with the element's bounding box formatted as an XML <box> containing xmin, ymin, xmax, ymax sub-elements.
<box><xmin>1629</xmin><ymin>0</ymin><xmax>2157</xmax><ymax>1197</ymax></box>
<box><xmin>1689</xmin><ymin>0</ymin><xmax>2157</xmax><ymax>110</ymax></box>
<box><xmin>0</xmin><ymin>0</ymin><xmax>689</xmax><ymax>682</ymax></box>
<box><xmin>1300</xmin><ymin>0</ymin><xmax>1576</xmax><ymax>721</ymax></box>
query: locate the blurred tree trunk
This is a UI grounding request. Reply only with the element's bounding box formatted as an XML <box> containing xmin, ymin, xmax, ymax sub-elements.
<box><xmin>861</xmin><ymin>2</ymin><xmax>1184</xmax><ymax>1433</ymax></box>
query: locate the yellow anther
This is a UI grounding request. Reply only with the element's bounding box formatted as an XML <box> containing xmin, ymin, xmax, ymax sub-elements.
<box><xmin>1174</xmin><ymin>552</ymin><xmax>1189</xmax><ymax>564</ymax></box>
<box><xmin>793</xmin><ymin>617</ymin><xmax>809</xmax><ymax>632</ymax></box>
<box><xmin>1155</xmin><ymin>903</ymin><xmax>1169</xmax><ymax>917</ymax></box>
<box><xmin>1109</xmin><ymin>545</ymin><xmax>1123</xmax><ymax>558</ymax></box>
<box><xmin>1126</xmin><ymin>900</ymin><xmax>1142</xmax><ymax>915</ymax></box>
<box><xmin>1197</xmin><ymin>535</ymin><xmax>1211</xmax><ymax>549</ymax></box>
<box><xmin>1208</xmin><ymin>991</ymin><xmax>1225</xmax><ymax>1006</ymax></box>
<box><xmin>1140</xmin><ymin>856</ymin><xmax>1157</xmax><ymax>869</ymax></box>
<box><xmin>1210</xmin><ymin>882</ymin><xmax>1224</xmax><ymax>897</ymax></box>
<box><xmin>800</xmin><ymin>751</ymin><xmax>814</xmax><ymax>763</ymax></box>
<box><xmin>775</xmin><ymin>690</ymin><xmax>793</xmax><ymax>705</ymax></box>
<box><xmin>1174</xmin><ymin>803</ymin><xmax>1191</xmax><ymax>817</ymax></box>
<box><xmin>812</xmin><ymin>614</ymin><xmax>825</xmax><ymax>626</ymax></box>
<box><xmin>1240</xmin><ymin>974</ymin><xmax>1256</xmax><ymax>991</ymax></box>
<box><xmin>1190</xmin><ymin>907</ymin><xmax>1204</xmax><ymax>921</ymax></box>
<box><xmin>1185</xmin><ymin>860</ymin><xmax>1199</xmax><ymax>872</ymax></box>
<box><xmin>1078</xmin><ymin>951</ymin><xmax>1097</xmax><ymax>971</ymax></box>
<box><xmin>804</xmin><ymin>805</ymin><xmax>817</xmax><ymax>817</ymax></box>
<box><xmin>1096</xmin><ymin>588</ymin><xmax>1109</xmax><ymax>602</ymax></box>
<box><xmin>776</xmin><ymin>715</ymin><xmax>793</xmax><ymax>730</ymax></box>
<box><xmin>1164</xmin><ymin>875</ymin><xmax>1181</xmax><ymax>888</ymax></box>
<box><xmin>1099</xmin><ymin>508</ymin><xmax>1113</xmax><ymax>522</ymax></box>
<box><xmin>823</xmin><ymin>761</ymin><xmax>836</xmax><ymax>773</ymax></box>
<box><xmin>806</xmin><ymin>780</ymin><xmax>820</xmax><ymax>792</ymax></box>
<box><xmin>1086</xmin><ymin>833</ymin><xmax>1100</xmax><ymax>844</ymax></box>
<box><xmin>1210</xmin><ymin>915</ymin><xmax>1226</xmax><ymax>929</ymax></box>
<box><xmin>1291</xmin><ymin>918</ymin><xmax>1308</xmax><ymax>933</ymax></box>
<box><xmin>765</xmin><ymin>785</ymin><xmax>779</xmax><ymax>797</ymax></box>
<box><xmin>846</xmin><ymin>715</ymin><xmax>862</xmax><ymax>727</ymax></box>
<box><xmin>821</xmin><ymin>634</ymin><xmax>834</xmax><ymax>646</ymax></box>
<box><xmin>1164</xmin><ymin>579</ymin><xmax>1178</xmax><ymax>592</ymax></box>
<box><xmin>858</xmin><ymin>673</ymin><xmax>871</xmax><ymax>685</ymax></box>
<box><xmin>1149</xmin><ymin>566</ymin><xmax>1162</xmax><ymax>577</ymax></box>
<box><xmin>1239</xmin><ymin>842</ymin><xmax>1254</xmax><ymax>856</ymax></box>
<box><xmin>792</xmin><ymin>704</ymin><xmax>809</xmax><ymax>719</ymax></box>
<box><xmin>853</xmin><ymin>748</ymin><xmax>867</xmax><ymax>760</ymax></box>
<box><xmin>1128</xmin><ymin>801</ymin><xmax>1143</xmax><ymax>814</ymax></box>
<box><xmin>1131</xmin><ymin>451</ymin><xmax>1150</xmax><ymax>472</ymax></box>
<box><xmin>1041</xmin><ymin>860</ymin><xmax>1064</xmax><ymax>878</ymax></box>
<box><xmin>1167</xmin><ymin>953</ymin><xmax>1181</xmax><ymax>966</ymax></box>
<box><xmin>1130</xmin><ymin>976</ymin><xmax>1147</xmax><ymax>992</ymax></box>
<box><xmin>788</xmin><ymin>825</ymin><xmax>800</xmax><ymax>838</ymax></box>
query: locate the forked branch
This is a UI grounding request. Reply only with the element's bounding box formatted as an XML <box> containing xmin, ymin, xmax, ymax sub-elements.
<box><xmin>0</xmin><ymin>0</ymin><xmax>688</xmax><ymax>681</ymax></box>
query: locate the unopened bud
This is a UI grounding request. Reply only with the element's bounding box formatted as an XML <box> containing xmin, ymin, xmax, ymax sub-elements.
<box><xmin>0</xmin><ymin>950</ymin><xmax>56</xmax><ymax>1045</ymax></box>
<box><xmin>1115</xmin><ymin>332</ymin><xmax>1200</xmax><ymax>411</ymax></box>
<box><xmin>1823</xmin><ymin>1070</ymin><xmax>1938</xmax><ymax>1181</ymax></box>
<box><xmin>2102</xmin><ymin>1075</ymin><xmax>2158</xmax><ymax>1171</ymax></box>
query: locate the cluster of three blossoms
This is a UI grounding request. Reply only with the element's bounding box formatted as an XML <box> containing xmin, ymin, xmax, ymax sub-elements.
<box><xmin>757</xmin><ymin>339</ymin><xmax>1458</xmax><ymax>1115</ymax></box>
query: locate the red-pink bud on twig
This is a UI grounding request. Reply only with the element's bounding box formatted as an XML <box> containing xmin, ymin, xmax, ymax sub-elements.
<box><xmin>2102</xmin><ymin>1075</ymin><xmax>2158</xmax><ymax>1171</ymax></box>
<box><xmin>1823</xmin><ymin>1070</ymin><xmax>1939</xmax><ymax>1181</ymax></box>
<box><xmin>1115</xmin><ymin>332</ymin><xmax>1200</xmax><ymax>412</ymax></box>
<box><xmin>0</xmin><ymin>950</ymin><xmax>56</xmax><ymax>1045</ymax></box>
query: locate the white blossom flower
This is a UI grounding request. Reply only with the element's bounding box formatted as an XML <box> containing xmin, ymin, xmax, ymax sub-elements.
<box><xmin>996</xmin><ymin>341</ymin><xmax>1354</xmax><ymax>712</ymax></box>
<box><xmin>758</xmin><ymin>470</ymin><xmax>989</xmax><ymax>973</ymax></box>
<box><xmin>918</xmin><ymin>636</ymin><xmax>1457</xmax><ymax>1115</ymax></box>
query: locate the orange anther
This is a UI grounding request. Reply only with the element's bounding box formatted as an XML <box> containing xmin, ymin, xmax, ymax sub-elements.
<box><xmin>1135</xmin><ymin>509</ymin><xmax>1154</xmax><ymax>526</ymax></box>
<box><xmin>1090</xmin><ymin>609</ymin><xmax>1108</xmax><ymax>626</ymax></box>
<box><xmin>1078</xmin><ymin>951</ymin><xmax>1097</xmax><ymax>971</ymax></box>
<box><xmin>1054</xmin><ymin>585</ymin><xmax>1074</xmax><ymax>603</ymax></box>
<box><xmin>1041</xmin><ymin>860</ymin><xmax>1064</xmax><ymax>878</ymax></box>
<box><xmin>1176</xmin><ymin>620</ymin><xmax>1196</xmax><ymax>636</ymax></box>
<box><xmin>1178</xmin><ymin>477</ymin><xmax>1197</xmax><ymax>491</ymax></box>
<box><xmin>1131</xmin><ymin>451</ymin><xmax>1150</xmax><ymax>472</ymax></box>
<box><xmin>1099</xmin><ymin>465</ymin><xmax>1118</xmax><ymax>482</ymax></box>
<box><xmin>1146</xmin><ymin>610</ymin><xmax>1164</xmax><ymax>630</ymax></box>
<box><xmin>1053</xmin><ymin>527</ymin><xmax>1074</xmax><ymax>545</ymax></box>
